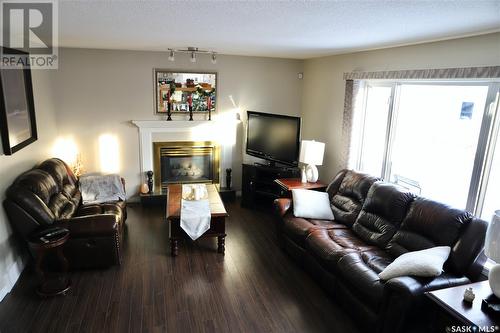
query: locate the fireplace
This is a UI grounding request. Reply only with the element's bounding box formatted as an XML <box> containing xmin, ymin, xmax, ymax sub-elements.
<box><xmin>153</xmin><ymin>141</ymin><xmax>219</xmax><ymax>191</ymax></box>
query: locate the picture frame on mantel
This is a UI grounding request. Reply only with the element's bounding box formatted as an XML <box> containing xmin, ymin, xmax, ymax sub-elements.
<box><xmin>0</xmin><ymin>47</ymin><xmax>38</xmax><ymax>155</ymax></box>
<box><xmin>154</xmin><ymin>69</ymin><xmax>217</xmax><ymax>119</ymax></box>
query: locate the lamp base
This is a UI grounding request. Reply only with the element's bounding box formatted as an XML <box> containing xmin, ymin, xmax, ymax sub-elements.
<box><xmin>489</xmin><ymin>264</ymin><xmax>500</xmax><ymax>298</ymax></box>
<box><xmin>305</xmin><ymin>164</ymin><xmax>319</xmax><ymax>183</ymax></box>
<box><xmin>301</xmin><ymin>167</ymin><xmax>307</xmax><ymax>183</ymax></box>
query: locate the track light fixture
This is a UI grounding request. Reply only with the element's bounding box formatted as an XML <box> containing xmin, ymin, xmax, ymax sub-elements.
<box><xmin>167</xmin><ymin>47</ymin><xmax>217</xmax><ymax>64</ymax></box>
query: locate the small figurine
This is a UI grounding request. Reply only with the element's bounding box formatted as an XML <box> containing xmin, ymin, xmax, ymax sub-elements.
<box><xmin>463</xmin><ymin>287</ymin><xmax>475</xmax><ymax>303</ymax></box>
<box><xmin>146</xmin><ymin>170</ymin><xmax>154</xmax><ymax>194</ymax></box>
<box><xmin>226</xmin><ymin>168</ymin><xmax>232</xmax><ymax>189</ymax></box>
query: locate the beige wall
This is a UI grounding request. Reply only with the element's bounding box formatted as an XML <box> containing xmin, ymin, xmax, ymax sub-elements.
<box><xmin>301</xmin><ymin>32</ymin><xmax>500</xmax><ymax>182</ymax></box>
<box><xmin>0</xmin><ymin>70</ymin><xmax>58</xmax><ymax>300</ymax></box>
<box><xmin>51</xmin><ymin>48</ymin><xmax>304</xmax><ymax>196</ymax></box>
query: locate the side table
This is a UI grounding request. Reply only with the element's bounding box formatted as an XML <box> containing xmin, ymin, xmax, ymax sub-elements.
<box><xmin>28</xmin><ymin>228</ymin><xmax>72</xmax><ymax>297</ymax></box>
<box><xmin>426</xmin><ymin>280</ymin><xmax>499</xmax><ymax>331</ymax></box>
<box><xmin>274</xmin><ymin>178</ymin><xmax>328</xmax><ymax>198</ymax></box>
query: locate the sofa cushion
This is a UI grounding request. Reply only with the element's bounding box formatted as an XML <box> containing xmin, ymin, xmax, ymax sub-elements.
<box><xmin>336</xmin><ymin>250</ymin><xmax>394</xmax><ymax>310</ymax></box>
<box><xmin>352</xmin><ymin>182</ymin><xmax>414</xmax><ymax>248</ymax></box>
<box><xmin>78</xmin><ymin>202</ymin><xmax>123</xmax><ymax>222</ymax></box>
<box><xmin>282</xmin><ymin>213</ymin><xmax>346</xmax><ymax>246</ymax></box>
<box><xmin>306</xmin><ymin>228</ymin><xmax>376</xmax><ymax>272</ymax></box>
<box><xmin>386</xmin><ymin>198</ymin><xmax>472</xmax><ymax>258</ymax></box>
<box><xmin>329</xmin><ymin>170</ymin><xmax>378</xmax><ymax>227</ymax></box>
<box><xmin>325</xmin><ymin>169</ymin><xmax>348</xmax><ymax>198</ymax></box>
<box><xmin>38</xmin><ymin>158</ymin><xmax>77</xmax><ymax>190</ymax></box>
<box><xmin>12</xmin><ymin>169</ymin><xmax>59</xmax><ymax>205</ymax></box>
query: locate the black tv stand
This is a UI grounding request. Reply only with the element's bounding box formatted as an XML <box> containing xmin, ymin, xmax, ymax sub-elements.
<box><xmin>241</xmin><ymin>163</ymin><xmax>300</xmax><ymax>208</ymax></box>
<box><xmin>254</xmin><ymin>161</ymin><xmax>276</xmax><ymax>168</ymax></box>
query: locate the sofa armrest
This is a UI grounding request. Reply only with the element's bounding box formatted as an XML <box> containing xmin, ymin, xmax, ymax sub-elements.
<box><xmin>379</xmin><ymin>274</ymin><xmax>470</xmax><ymax>333</ymax></box>
<box><xmin>274</xmin><ymin>198</ymin><xmax>293</xmax><ymax>218</ymax></box>
<box><xmin>54</xmin><ymin>214</ymin><xmax>119</xmax><ymax>237</ymax></box>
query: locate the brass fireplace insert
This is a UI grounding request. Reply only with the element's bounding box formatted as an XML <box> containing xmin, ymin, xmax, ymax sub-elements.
<box><xmin>153</xmin><ymin>141</ymin><xmax>220</xmax><ymax>191</ymax></box>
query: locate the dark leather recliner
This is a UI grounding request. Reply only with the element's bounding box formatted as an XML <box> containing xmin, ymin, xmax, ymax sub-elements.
<box><xmin>4</xmin><ymin>158</ymin><xmax>127</xmax><ymax>268</ymax></box>
<box><xmin>275</xmin><ymin>170</ymin><xmax>487</xmax><ymax>333</ymax></box>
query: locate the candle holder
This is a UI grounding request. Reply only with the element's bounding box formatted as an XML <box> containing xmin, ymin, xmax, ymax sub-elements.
<box><xmin>225</xmin><ymin>168</ymin><xmax>232</xmax><ymax>189</ymax></box>
<box><xmin>188</xmin><ymin>93</ymin><xmax>193</xmax><ymax>121</ymax></box>
<box><xmin>167</xmin><ymin>101</ymin><xmax>172</xmax><ymax>121</ymax></box>
<box><xmin>207</xmin><ymin>96</ymin><xmax>212</xmax><ymax>121</ymax></box>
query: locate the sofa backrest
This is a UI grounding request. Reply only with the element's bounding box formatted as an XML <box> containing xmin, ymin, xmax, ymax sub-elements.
<box><xmin>352</xmin><ymin>181</ymin><xmax>415</xmax><ymax>248</ymax></box>
<box><xmin>5</xmin><ymin>158</ymin><xmax>81</xmax><ymax>237</ymax></box>
<box><xmin>326</xmin><ymin>170</ymin><xmax>378</xmax><ymax>227</ymax></box>
<box><xmin>385</xmin><ymin>197</ymin><xmax>483</xmax><ymax>276</ymax></box>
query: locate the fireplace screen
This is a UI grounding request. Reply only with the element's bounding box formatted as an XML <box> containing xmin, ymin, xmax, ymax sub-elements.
<box><xmin>161</xmin><ymin>155</ymin><xmax>212</xmax><ymax>183</ymax></box>
<box><xmin>153</xmin><ymin>141</ymin><xmax>219</xmax><ymax>190</ymax></box>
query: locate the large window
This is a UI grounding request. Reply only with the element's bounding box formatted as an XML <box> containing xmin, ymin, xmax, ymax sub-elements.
<box><xmin>354</xmin><ymin>81</ymin><xmax>500</xmax><ymax>217</ymax></box>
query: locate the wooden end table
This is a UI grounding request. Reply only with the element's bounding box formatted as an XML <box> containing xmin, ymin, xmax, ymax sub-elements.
<box><xmin>166</xmin><ymin>184</ymin><xmax>228</xmax><ymax>256</ymax></box>
<box><xmin>274</xmin><ymin>178</ymin><xmax>328</xmax><ymax>198</ymax></box>
<box><xmin>28</xmin><ymin>228</ymin><xmax>71</xmax><ymax>297</ymax></box>
<box><xmin>426</xmin><ymin>280</ymin><xmax>499</xmax><ymax>331</ymax></box>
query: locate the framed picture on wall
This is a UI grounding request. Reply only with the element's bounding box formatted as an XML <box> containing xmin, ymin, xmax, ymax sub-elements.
<box><xmin>154</xmin><ymin>69</ymin><xmax>217</xmax><ymax>116</ymax></box>
<box><xmin>0</xmin><ymin>47</ymin><xmax>38</xmax><ymax>155</ymax></box>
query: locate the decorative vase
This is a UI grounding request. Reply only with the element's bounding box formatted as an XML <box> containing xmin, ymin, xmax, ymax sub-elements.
<box><xmin>140</xmin><ymin>183</ymin><xmax>149</xmax><ymax>194</ymax></box>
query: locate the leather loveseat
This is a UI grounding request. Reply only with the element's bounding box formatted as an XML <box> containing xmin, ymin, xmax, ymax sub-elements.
<box><xmin>4</xmin><ymin>158</ymin><xmax>126</xmax><ymax>268</ymax></box>
<box><xmin>274</xmin><ymin>169</ymin><xmax>487</xmax><ymax>333</ymax></box>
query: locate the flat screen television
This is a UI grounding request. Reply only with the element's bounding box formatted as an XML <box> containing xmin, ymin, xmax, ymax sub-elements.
<box><xmin>246</xmin><ymin>111</ymin><xmax>301</xmax><ymax>167</ymax></box>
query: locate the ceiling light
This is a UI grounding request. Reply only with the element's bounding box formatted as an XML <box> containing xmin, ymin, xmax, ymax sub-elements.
<box><xmin>167</xmin><ymin>47</ymin><xmax>217</xmax><ymax>63</ymax></box>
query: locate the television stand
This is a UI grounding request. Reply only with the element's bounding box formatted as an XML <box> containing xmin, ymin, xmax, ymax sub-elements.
<box><xmin>241</xmin><ymin>163</ymin><xmax>300</xmax><ymax>208</ymax></box>
<box><xmin>254</xmin><ymin>161</ymin><xmax>277</xmax><ymax>168</ymax></box>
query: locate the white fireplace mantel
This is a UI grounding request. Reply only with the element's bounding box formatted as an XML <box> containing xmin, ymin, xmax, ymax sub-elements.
<box><xmin>132</xmin><ymin>120</ymin><xmax>235</xmax><ymax>186</ymax></box>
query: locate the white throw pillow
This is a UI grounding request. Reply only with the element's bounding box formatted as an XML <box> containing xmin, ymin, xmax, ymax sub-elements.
<box><xmin>379</xmin><ymin>246</ymin><xmax>451</xmax><ymax>280</ymax></box>
<box><xmin>292</xmin><ymin>189</ymin><xmax>335</xmax><ymax>220</ymax></box>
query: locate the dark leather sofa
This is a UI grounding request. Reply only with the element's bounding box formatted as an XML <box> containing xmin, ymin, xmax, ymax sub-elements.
<box><xmin>4</xmin><ymin>158</ymin><xmax>126</xmax><ymax>268</ymax></box>
<box><xmin>275</xmin><ymin>169</ymin><xmax>487</xmax><ymax>333</ymax></box>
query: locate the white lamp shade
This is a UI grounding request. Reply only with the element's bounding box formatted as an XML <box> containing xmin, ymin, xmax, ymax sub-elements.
<box><xmin>485</xmin><ymin>210</ymin><xmax>500</xmax><ymax>262</ymax></box>
<box><xmin>299</xmin><ymin>140</ymin><xmax>325</xmax><ymax>166</ymax></box>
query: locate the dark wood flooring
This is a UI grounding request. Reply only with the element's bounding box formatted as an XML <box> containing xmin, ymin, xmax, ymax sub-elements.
<box><xmin>0</xmin><ymin>200</ymin><xmax>359</xmax><ymax>333</ymax></box>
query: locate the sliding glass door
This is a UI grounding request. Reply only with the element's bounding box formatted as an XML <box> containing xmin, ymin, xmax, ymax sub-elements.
<box><xmin>388</xmin><ymin>84</ymin><xmax>488</xmax><ymax>208</ymax></box>
<box><xmin>355</xmin><ymin>81</ymin><xmax>499</xmax><ymax>216</ymax></box>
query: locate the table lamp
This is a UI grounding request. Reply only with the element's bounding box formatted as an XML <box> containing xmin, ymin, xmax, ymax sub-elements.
<box><xmin>299</xmin><ymin>140</ymin><xmax>325</xmax><ymax>183</ymax></box>
<box><xmin>485</xmin><ymin>210</ymin><xmax>500</xmax><ymax>298</ymax></box>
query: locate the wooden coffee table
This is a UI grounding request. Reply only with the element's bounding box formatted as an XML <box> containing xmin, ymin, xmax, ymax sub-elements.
<box><xmin>166</xmin><ymin>184</ymin><xmax>228</xmax><ymax>256</ymax></box>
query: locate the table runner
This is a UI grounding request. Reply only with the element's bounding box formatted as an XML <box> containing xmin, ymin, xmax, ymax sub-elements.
<box><xmin>180</xmin><ymin>184</ymin><xmax>211</xmax><ymax>240</ymax></box>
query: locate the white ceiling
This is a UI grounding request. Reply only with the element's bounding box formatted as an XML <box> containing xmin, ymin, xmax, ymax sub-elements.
<box><xmin>58</xmin><ymin>0</ymin><xmax>500</xmax><ymax>59</ymax></box>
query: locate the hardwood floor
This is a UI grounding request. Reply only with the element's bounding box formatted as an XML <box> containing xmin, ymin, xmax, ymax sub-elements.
<box><xmin>0</xmin><ymin>201</ymin><xmax>359</xmax><ymax>333</ymax></box>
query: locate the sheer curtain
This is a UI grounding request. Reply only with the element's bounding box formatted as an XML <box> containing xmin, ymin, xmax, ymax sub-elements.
<box><xmin>341</xmin><ymin>79</ymin><xmax>366</xmax><ymax>170</ymax></box>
